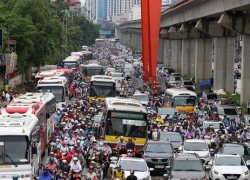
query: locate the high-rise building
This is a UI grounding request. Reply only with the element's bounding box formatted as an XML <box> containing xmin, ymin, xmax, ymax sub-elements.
<box><xmin>98</xmin><ymin>0</ymin><xmax>107</xmax><ymax>24</ymax></box>
<box><xmin>106</xmin><ymin>0</ymin><xmax>140</xmax><ymax>20</ymax></box>
<box><xmin>86</xmin><ymin>0</ymin><xmax>98</xmax><ymax>23</ymax></box>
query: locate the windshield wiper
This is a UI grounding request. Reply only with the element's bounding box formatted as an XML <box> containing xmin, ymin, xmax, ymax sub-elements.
<box><xmin>6</xmin><ymin>154</ymin><xmax>18</xmax><ymax>167</ymax></box>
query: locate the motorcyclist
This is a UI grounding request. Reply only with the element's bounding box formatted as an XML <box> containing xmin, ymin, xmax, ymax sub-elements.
<box><xmin>38</xmin><ymin>167</ymin><xmax>53</xmax><ymax>180</ymax></box>
<box><xmin>126</xmin><ymin>137</ymin><xmax>135</xmax><ymax>151</ymax></box>
<box><xmin>118</xmin><ymin>144</ymin><xmax>127</xmax><ymax>155</ymax></box>
<box><xmin>112</xmin><ymin>165</ymin><xmax>125</xmax><ymax>180</ymax></box>
<box><xmin>116</xmin><ymin>136</ymin><xmax>126</xmax><ymax>149</ymax></box>
<box><xmin>229</xmin><ymin>132</ymin><xmax>240</xmax><ymax>143</ymax></box>
<box><xmin>108</xmin><ymin>148</ymin><xmax>119</xmax><ymax>163</ymax></box>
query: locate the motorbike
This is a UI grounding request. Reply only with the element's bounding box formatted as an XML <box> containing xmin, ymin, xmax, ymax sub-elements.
<box><xmin>108</xmin><ymin>156</ymin><xmax>119</xmax><ymax>178</ymax></box>
<box><xmin>72</xmin><ymin>169</ymin><xmax>81</xmax><ymax>180</ymax></box>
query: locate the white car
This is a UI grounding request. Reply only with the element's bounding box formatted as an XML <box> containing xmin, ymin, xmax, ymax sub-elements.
<box><xmin>132</xmin><ymin>93</ymin><xmax>149</xmax><ymax>106</ymax></box>
<box><xmin>180</xmin><ymin>139</ymin><xmax>211</xmax><ymax>164</ymax></box>
<box><xmin>208</xmin><ymin>154</ymin><xmax>250</xmax><ymax>180</ymax></box>
<box><xmin>117</xmin><ymin>157</ymin><xmax>152</xmax><ymax>180</ymax></box>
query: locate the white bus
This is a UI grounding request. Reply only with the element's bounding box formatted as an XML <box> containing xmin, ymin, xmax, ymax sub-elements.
<box><xmin>36</xmin><ymin>77</ymin><xmax>69</xmax><ymax>109</ymax></box>
<box><xmin>82</xmin><ymin>64</ymin><xmax>104</xmax><ymax>79</ymax></box>
<box><xmin>95</xmin><ymin>38</ymin><xmax>105</xmax><ymax>46</ymax></box>
<box><xmin>0</xmin><ymin>114</ymin><xmax>39</xmax><ymax>179</ymax></box>
<box><xmin>164</xmin><ymin>88</ymin><xmax>197</xmax><ymax>113</ymax></box>
<box><xmin>35</xmin><ymin>70</ymin><xmax>65</xmax><ymax>83</ymax></box>
<box><xmin>89</xmin><ymin>75</ymin><xmax>116</xmax><ymax>101</ymax></box>
<box><xmin>103</xmin><ymin>97</ymin><xmax>148</xmax><ymax>146</ymax></box>
<box><xmin>62</xmin><ymin>56</ymin><xmax>80</xmax><ymax>70</ymax></box>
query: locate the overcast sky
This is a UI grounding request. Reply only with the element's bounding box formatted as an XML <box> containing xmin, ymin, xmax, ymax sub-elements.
<box><xmin>80</xmin><ymin>0</ymin><xmax>86</xmax><ymax>6</ymax></box>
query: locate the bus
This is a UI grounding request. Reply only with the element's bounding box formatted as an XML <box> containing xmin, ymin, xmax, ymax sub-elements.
<box><xmin>62</xmin><ymin>56</ymin><xmax>81</xmax><ymax>71</ymax></box>
<box><xmin>82</xmin><ymin>64</ymin><xmax>104</xmax><ymax>79</ymax></box>
<box><xmin>89</xmin><ymin>75</ymin><xmax>116</xmax><ymax>101</ymax></box>
<box><xmin>36</xmin><ymin>77</ymin><xmax>69</xmax><ymax>109</ymax></box>
<box><xmin>55</xmin><ymin>68</ymin><xmax>75</xmax><ymax>99</ymax></box>
<box><xmin>95</xmin><ymin>38</ymin><xmax>105</xmax><ymax>46</ymax></box>
<box><xmin>35</xmin><ymin>70</ymin><xmax>65</xmax><ymax>84</ymax></box>
<box><xmin>164</xmin><ymin>88</ymin><xmax>197</xmax><ymax>113</ymax></box>
<box><xmin>82</xmin><ymin>51</ymin><xmax>93</xmax><ymax>62</ymax></box>
<box><xmin>71</xmin><ymin>52</ymin><xmax>84</xmax><ymax>64</ymax></box>
<box><xmin>103</xmin><ymin>97</ymin><xmax>148</xmax><ymax>148</ymax></box>
<box><xmin>0</xmin><ymin>114</ymin><xmax>40</xmax><ymax>179</ymax></box>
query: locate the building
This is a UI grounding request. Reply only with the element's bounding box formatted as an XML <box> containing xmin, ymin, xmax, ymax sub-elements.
<box><xmin>97</xmin><ymin>0</ymin><xmax>107</xmax><ymax>24</ymax></box>
<box><xmin>64</xmin><ymin>0</ymin><xmax>81</xmax><ymax>16</ymax></box>
<box><xmin>86</xmin><ymin>0</ymin><xmax>98</xmax><ymax>23</ymax></box>
<box><xmin>107</xmin><ymin>0</ymin><xmax>140</xmax><ymax>20</ymax></box>
<box><xmin>129</xmin><ymin>4</ymin><xmax>141</xmax><ymax>21</ymax></box>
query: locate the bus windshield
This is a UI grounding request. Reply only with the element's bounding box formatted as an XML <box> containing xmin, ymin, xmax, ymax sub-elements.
<box><xmin>173</xmin><ymin>96</ymin><xmax>196</xmax><ymax>106</ymax></box>
<box><xmin>83</xmin><ymin>68</ymin><xmax>104</xmax><ymax>76</ymax></box>
<box><xmin>37</xmin><ymin>86</ymin><xmax>64</xmax><ymax>102</ymax></box>
<box><xmin>63</xmin><ymin>62</ymin><xmax>78</xmax><ymax>69</ymax></box>
<box><xmin>106</xmin><ymin>111</ymin><xmax>147</xmax><ymax>138</ymax></box>
<box><xmin>0</xmin><ymin>136</ymin><xmax>29</xmax><ymax>165</ymax></box>
<box><xmin>90</xmin><ymin>82</ymin><xmax>115</xmax><ymax>97</ymax></box>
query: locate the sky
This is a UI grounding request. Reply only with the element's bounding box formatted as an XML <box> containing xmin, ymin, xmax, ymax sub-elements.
<box><xmin>80</xmin><ymin>0</ymin><xmax>86</xmax><ymax>6</ymax></box>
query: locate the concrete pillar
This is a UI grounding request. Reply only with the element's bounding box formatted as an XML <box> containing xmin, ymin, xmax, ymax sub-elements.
<box><xmin>214</xmin><ymin>37</ymin><xmax>234</xmax><ymax>93</ymax></box>
<box><xmin>181</xmin><ymin>39</ymin><xmax>195</xmax><ymax>77</ymax></box>
<box><xmin>171</xmin><ymin>40</ymin><xmax>182</xmax><ymax>71</ymax></box>
<box><xmin>158</xmin><ymin>38</ymin><xmax>164</xmax><ymax>64</ymax></box>
<box><xmin>241</xmin><ymin>35</ymin><xmax>250</xmax><ymax>106</ymax></box>
<box><xmin>195</xmin><ymin>38</ymin><xmax>212</xmax><ymax>83</ymax></box>
<box><xmin>138</xmin><ymin>34</ymin><xmax>142</xmax><ymax>50</ymax></box>
<box><xmin>163</xmin><ymin>39</ymin><xmax>171</xmax><ymax>67</ymax></box>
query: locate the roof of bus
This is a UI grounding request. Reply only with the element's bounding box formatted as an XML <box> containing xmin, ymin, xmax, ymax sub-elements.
<box><xmin>35</xmin><ymin>70</ymin><xmax>65</xmax><ymax>78</ymax></box>
<box><xmin>91</xmin><ymin>75</ymin><xmax>115</xmax><ymax>82</ymax></box>
<box><xmin>55</xmin><ymin>68</ymin><xmax>73</xmax><ymax>74</ymax></box>
<box><xmin>83</xmin><ymin>63</ymin><xmax>103</xmax><ymax>67</ymax></box>
<box><xmin>165</xmin><ymin>88</ymin><xmax>197</xmax><ymax>97</ymax></box>
<box><xmin>105</xmin><ymin>97</ymin><xmax>147</xmax><ymax>113</ymax></box>
<box><xmin>0</xmin><ymin>114</ymin><xmax>39</xmax><ymax>136</ymax></box>
<box><xmin>63</xmin><ymin>56</ymin><xmax>79</xmax><ymax>62</ymax></box>
<box><xmin>37</xmin><ymin>76</ymin><xmax>67</xmax><ymax>86</ymax></box>
<box><xmin>12</xmin><ymin>92</ymin><xmax>55</xmax><ymax>104</ymax></box>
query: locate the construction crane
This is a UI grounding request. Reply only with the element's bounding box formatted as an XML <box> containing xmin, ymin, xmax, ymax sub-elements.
<box><xmin>141</xmin><ymin>0</ymin><xmax>162</xmax><ymax>90</ymax></box>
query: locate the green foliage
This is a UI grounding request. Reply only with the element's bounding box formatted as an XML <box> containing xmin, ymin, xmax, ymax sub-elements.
<box><xmin>0</xmin><ymin>0</ymin><xmax>99</xmax><ymax>74</ymax></box>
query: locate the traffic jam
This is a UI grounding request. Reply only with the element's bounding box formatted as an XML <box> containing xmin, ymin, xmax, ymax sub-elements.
<box><xmin>0</xmin><ymin>38</ymin><xmax>250</xmax><ymax>180</ymax></box>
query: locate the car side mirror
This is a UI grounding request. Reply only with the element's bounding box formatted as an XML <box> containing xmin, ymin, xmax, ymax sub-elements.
<box><xmin>208</xmin><ymin>161</ymin><xmax>212</xmax><ymax>166</ymax></box>
<box><xmin>204</xmin><ymin>166</ymin><xmax>210</xmax><ymax>171</ymax></box>
<box><xmin>178</xmin><ymin>146</ymin><xmax>183</xmax><ymax>151</ymax></box>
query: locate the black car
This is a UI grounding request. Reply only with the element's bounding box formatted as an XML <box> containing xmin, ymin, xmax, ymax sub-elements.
<box><xmin>167</xmin><ymin>153</ymin><xmax>207</xmax><ymax>179</ymax></box>
<box><xmin>142</xmin><ymin>140</ymin><xmax>174</xmax><ymax>173</ymax></box>
<box><xmin>158</xmin><ymin>132</ymin><xmax>183</xmax><ymax>152</ymax></box>
<box><xmin>218</xmin><ymin>143</ymin><xmax>250</xmax><ymax>169</ymax></box>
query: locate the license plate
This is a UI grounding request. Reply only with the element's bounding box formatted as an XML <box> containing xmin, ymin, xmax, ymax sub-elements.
<box><xmin>155</xmin><ymin>165</ymin><xmax>164</xmax><ymax>168</ymax></box>
<box><xmin>227</xmin><ymin>176</ymin><xmax>237</xmax><ymax>179</ymax></box>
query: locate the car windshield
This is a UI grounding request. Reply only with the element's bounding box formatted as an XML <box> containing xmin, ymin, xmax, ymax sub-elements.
<box><xmin>120</xmin><ymin>160</ymin><xmax>147</xmax><ymax>172</ymax></box>
<box><xmin>0</xmin><ymin>136</ymin><xmax>29</xmax><ymax>165</ymax></box>
<box><xmin>169</xmin><ymin>76</ymin><xmax>181</xmax><ymax>81</ymax></box>
<box><xmin>146</xmin><ymin>143</ymin><xmax>173</xmax><ymax>153</ymax></box>
<box><xmin>132</xmin><ymin>95</ymin><xmax>149</xmax><ymax>101</ymax></box>
<box><xmin>203</xmin><ymin>122</ymin><xmax>224</xmax><ymax>129</ymax></box>
<box><xmin>94</xmin><ymin>115</ymin><xmax>102</xmax><ymax>123</ymax></box>
<box><xmin>184</xmin><ymin>142</ymin><xmax>208</xmax><ymax>151</ymax></box>
<box><xmin>63</xmin><ymin>62</ymin><xmax>77</xmax><ymax>69</ymax></box>
<box><xmin>223</xmin><ymin>146</ymin><xmax>245</xmax><ymax>155</ymax></box>
<box><xmin>183</xmin><ymin>81</ymin><xmax>193</xmax><ymax>86</ymax></box>
<box><xmin>83</xmin><ymin>68</ymin><xmax>104</xmax><ymax>76</ymax></box>
<box><xmin>207</xmin><ymin>94</ymin><xmax>217</xmax><ymax>100</ymax></box>
<box><xmin>215</xmin><ymin>156</ymin><xmax>245</xmax><ymax>166</ymax></box>
<box><xmin>158</xmin><ymin>108</ymin><xmax>175</xmax><ymax>116</ymax></box>
<box><xmin>112</xmin><ymin>74</ymin><xmax>123</xmax><ymax>77</ymax></box>
<box><xmin>160</xmin><ymin>134</ymin><xmax>182</xmax><ymax>142</ymax></box>
<box><xmin>218</xmin><ymin>108</ymin><xmax>237</xmax><ymax>115</ymax></box>
<box><xmin>90</xmin><ymin>82</ymin><xmax>115</xmax><ymax>97</ymax></box>
<box><xmin>172</xmin><ymin>160</ymin><xmax>203</xmax><ymax>171</ymax></box>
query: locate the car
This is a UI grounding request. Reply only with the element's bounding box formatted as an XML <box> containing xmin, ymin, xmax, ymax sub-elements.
<box><xmin>167</xmin><ymin>153</ymin><xmax>207</xmax><ymax>179</ymax></box>
<box><xmin>93</xmin><ymin>114</ymin><xmax>102</xmax><ymax>127</ymax></box>
<box><xmin>202</xmin><ymin>121</ymin><xmax>225</xmax><ymax>132</ymax></box>
<box><xmin>131</xmin><ymin>93</ymin><xmax>149</xmax><ymax>106</ymax></box>
<box><xmin>218</xmin><ymin>143</ymin><xmax>250</xmax><ymax>169</ymax></box>
<box><xmin>117</xmin><ymin>157</ymin><xmax>152</xmax><ymax>179</ymax></box>
<box><xmin>179</xmin><ymin>139</ymin><xmax>211</xmax><ymax>164</ymax></box>
<box><xmin>142</xmin><ymin>140</ymin><xmax>174</xmax><ymax>173</ymax></box>
<box><xmin>210</xmin><ymin>105</ymin><xmax>239</xmax><ymax>120</ymax></box>
<box><xmin>105</xmin><ymin>67</ymin><xmax>116</xmax><ymax>73</ymax></box>
<box><xmin>165</xmin><ymin>76</ymin><xmax>182</xmax><ymax>88</ymax></box>
<box><xmin>208</xmin><ymin>154</ymin><xmax>250</xmax><ymax>180</ymax></box>
<box><xmin>157</xmin><ymin>108</ymin><xmax>175</xmax><ymax>119</ymax></box>
<box><xmin>181</xmin><ymin>80</ymin><xmax>195</xmax><ymax>91</ymax></box>
<box><xmin>158</xmin><ymin>132</ymin><xmax>183</xmax><ymax>152</ymax></box>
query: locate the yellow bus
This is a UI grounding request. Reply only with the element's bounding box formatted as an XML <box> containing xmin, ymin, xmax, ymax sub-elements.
<box><xmin>103</xmin><ymin>97</ymin><xmax>148</xmax><ymax>148</ymax></box>
<box><xmin>95</xmin><ymin>38</ymin><xmax>105</xmax><ymax>46</ymax></box>
<box><xmin>89</xmin><ymin>75</ymin><xmax>116</xmax><ymax>101</ymax></box>
<box><xmin>164</xmin><ymin>88</ymin><xmax>197</xmax><ymax>113</ymax></box>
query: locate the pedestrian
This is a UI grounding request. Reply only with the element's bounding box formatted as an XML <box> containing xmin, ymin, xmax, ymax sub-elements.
<box><xmin>247</xmin><ymin>99</ymin><xmax>250</xmax><ymax>114</ymax></box>
<box><xmin>126</xmin><ymin>170</ymin><xmax>138</xmax><ymax>180</ymax></box>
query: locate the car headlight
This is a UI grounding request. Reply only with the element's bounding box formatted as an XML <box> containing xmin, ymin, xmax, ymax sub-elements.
<box><xmin>214</xmin><ymin>170</ymin><xmax>221</xmax><ymax>175</ymax></box>
<box><xmin>244</xmin><ymin>171</ymin><xmax>249</xmax><ymax>175</ymax></box>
